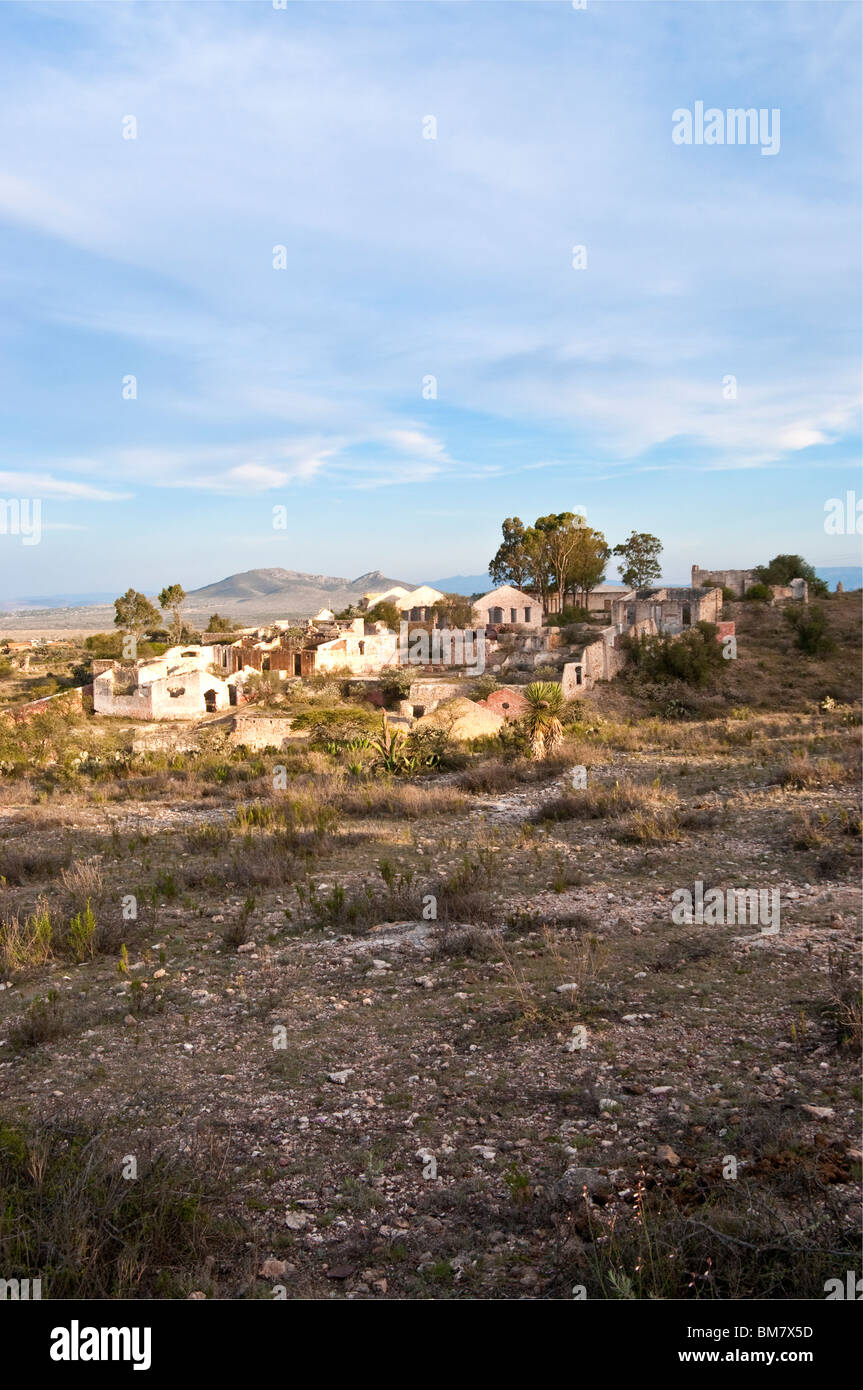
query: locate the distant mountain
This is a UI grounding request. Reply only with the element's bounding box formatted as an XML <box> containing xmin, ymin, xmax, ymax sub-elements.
<box><xmin>0</xmin><ymin>568</ymin><xmax>414</xmax><ymax>630</ymax></box>
<box><xmin>183</xmin><ymin>567</ymin><xmax>412</xmax><ymax>619</ymax></box>
<box><xmin>425</xmin><ymin>574</ymin><xmax>492</xmax><ymax>596</ymax></box>
<box><xmin>0</xmin><ymin>592</ymin><xmax>116</xmax><ymax>612</ymax></box>
<box><xmin>815</xmin><ymin>566</ymin><xmax>863</xmax><ymax>591</ymax></box>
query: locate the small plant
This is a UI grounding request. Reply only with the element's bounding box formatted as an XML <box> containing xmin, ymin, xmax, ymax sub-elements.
<box><xmin>9</xmin><ymin>990</ymin><xmax>81</xmax><ymax>1050</ymax></box>
<box><xmin>0</xmin><ymin>903</ymin><xmax>53</xmax><ymax>973</ymax></box>
<box><xmin>370</xmin><ymin>716</ymin><xmax>409</xmax><ymax>773</ymax></box>
<box><xmin>67</xmin><ymin>900</ymin><xmax>97</xmax><ymax>963</ymax></box>
<box><xmin>222</xmin><ymin>895</ymin><xmax>256</xmax><ymax>951</ymax></box>
<box><xmin>503</xmin><ymin>1161</ymin><xmax>532</xmax><ymax>1205</ymax></box>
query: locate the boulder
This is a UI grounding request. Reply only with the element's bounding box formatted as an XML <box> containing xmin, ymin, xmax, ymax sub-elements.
<box><xmin>414</xmin><ymin>696</ymin><xmax>504</xmax><ymax>741</ymax></box>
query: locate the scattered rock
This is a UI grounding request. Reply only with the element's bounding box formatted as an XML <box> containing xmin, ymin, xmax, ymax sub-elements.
<box><xmin>558</xmin><ymin>1166</ymin><xmax>611</xmax><ymax>1201</ymax></box>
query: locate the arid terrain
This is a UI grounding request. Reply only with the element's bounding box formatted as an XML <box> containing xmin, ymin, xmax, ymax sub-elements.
<box><xmin>1</xmin><ymin>597</ymin><xmax>860</xmax><ymax>1300</ymax></box>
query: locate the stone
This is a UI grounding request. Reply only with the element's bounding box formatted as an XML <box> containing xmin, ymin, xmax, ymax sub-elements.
<box><xmin>558</xmin><ymin>1166</ymin><xmax>611</xmax><ymax>1201</ymax></box>
<box><xmin>657</xmin><ymin>1144</ymin><xmax>681</xmax><ymax>1167</ymax></box>
<box><xmin>327</xmin><ymin>1069</ymin><xmax>354</xmax><ymax>1085</ymax></box>
<box><xmin>259</xmin><ymin>1257</ymin><xmax>288</xmax><ymax>1278</ymax></box>
<box><xmin>285</xmin><ymin>1211</ymin><xmax>309</xmax><ymax>1231</ymax></box>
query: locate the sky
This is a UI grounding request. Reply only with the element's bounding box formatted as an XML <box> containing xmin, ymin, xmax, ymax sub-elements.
<box><xmin>0</xmin><ymin>0</ymin><xmax>860</xmax><ymax>598</ymax></box>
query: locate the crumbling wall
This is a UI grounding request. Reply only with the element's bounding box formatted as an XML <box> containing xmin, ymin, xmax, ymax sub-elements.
<box><xmin>692</xmin><ymin>566</ymin><xmax>757</xmax><ymax>595</ymax></box>
<box><xmin>224</xmin><ymin>715</ymin><xmax>297</xmax><ymax>751</ymax></box>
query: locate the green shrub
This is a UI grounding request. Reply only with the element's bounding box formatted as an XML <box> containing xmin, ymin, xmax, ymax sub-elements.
<box><xmin>623</xmin><ymin>622</ymin><xmax>724</xmax><ymax>687</ymax></box>
<box><xmin>784</xmin><ymin>604</ymin><xmax>836</xmax><ymax>656</ymax></box>
<box><xmin>0</xmin><ymin>905</ymin><xmax>53</xmax><ymax>972</ymax></box>
<box><xmin>67</xmin><ymin>900</ymin><xmax>97</xmax><ymax>962</ymax></box>
<box><xmin>743</xmin><ymin>583</ymin><xmax>773</xmax><ymax>602</ymax></box>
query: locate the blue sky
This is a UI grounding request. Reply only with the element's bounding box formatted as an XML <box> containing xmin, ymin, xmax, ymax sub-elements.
<box><xmin>0</xmin><ymin>0</ymin><xmax>860</xmax><ymax>597</ymax></box>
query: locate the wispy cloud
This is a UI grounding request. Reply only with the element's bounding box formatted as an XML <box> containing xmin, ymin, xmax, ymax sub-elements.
<box><xmin>0</xmin><ymin>0</ymin><xmax>858</xmax><ymax>590</ymax></box>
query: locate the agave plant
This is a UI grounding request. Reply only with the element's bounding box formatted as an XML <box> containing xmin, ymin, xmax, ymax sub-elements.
<box><xmin>370</xmin><ymin>715</ymin><xmax>408</xmax><ymax>773</ymax></box>
<box><xmin>523</xmin><ymin>681</ymin><xmax>565</xmax><ymax>760</ymax></box>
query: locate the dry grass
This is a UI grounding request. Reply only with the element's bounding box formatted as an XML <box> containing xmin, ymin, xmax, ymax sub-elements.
<box><xmin>534</xmin><ymin>777</ymin><xmax>677</xmax><ymax>823</ymax></box>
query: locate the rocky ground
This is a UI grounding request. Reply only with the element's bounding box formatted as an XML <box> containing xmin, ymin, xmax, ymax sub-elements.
<box><xmin>0</xmin><ymin>693</ymin><xmax>860</xmax><ymax>1300</ymax></box>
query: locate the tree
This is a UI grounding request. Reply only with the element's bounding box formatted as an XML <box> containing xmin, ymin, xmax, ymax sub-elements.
<box><xmin>533</xmin><ymin>513</ymin><xmax>586</xmax><ymax>612</ymax></box>
<box><xmin>367</xmin><ymin>600</ymin><xmax>401</xmax><ymax>629</ymax></box>
<box><xmin>113</xmin><ymin>589</ymin><xmax>161</xmax><ymax>646</ymax></box>
<box><xmin>207</xmin><ymin>613</ymin><xmax>235</xmax><ymax>633</ymax></box>
<box><xmin>567</xmin><ymin>522</ymin><xmax>611</xmax><ymax>606</ymax></box>
<box><xmin>158</xmin><ymin>583</ymin><xmax>187</xmax><ymax>644</ymax></box>
<box><xmin>491</xmin><ymin>510</ymin><xmax>609</xmax><ymax>613</ymax></box>
<box><xmin>489</xmin><ymin>517</ymin><xmax>531</xmax><ymax>589</ymax></box>
<box><xmin>430</xmin><ymin>593</ymin><xmax>473</xmax><ymax>628</ymax></box>
<box><xmin>755</xmin><ymin>554</ymin><xmax>827</xmax><ymax>596</ymax></box>
<box><xmin>613</xmin><ymin>531</ymin><xmax>663</xmax><ymax>589</ymax></box>
<box><xmin>522</xmin><ymin>681</ymin><xmax>565</xmax><ymax>760</ymax></box>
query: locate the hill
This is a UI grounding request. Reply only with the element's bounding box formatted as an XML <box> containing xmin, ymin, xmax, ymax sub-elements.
<box><xmin>184</xmin><ymin>568</ymin><xmax>411</xmax><ymax>619</ymax></box>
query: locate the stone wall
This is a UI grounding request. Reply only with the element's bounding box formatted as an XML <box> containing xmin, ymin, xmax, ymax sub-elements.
<box><xmin>692</xmin><ymin>566</ymin><xmax>757</xmax><ymax>596</ymax></box>
<box><xmin>407</xmin><ymin>678</ymin><xmax>472</xmax><ymax>714</ymax></box>
<box><xmin>224</xmin><ymin>715</ymin><xmax>298</xmax><ymax>751</ymax></box>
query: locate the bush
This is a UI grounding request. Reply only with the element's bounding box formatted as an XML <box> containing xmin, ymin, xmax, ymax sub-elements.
<box><xmin>743</xmin><ymin>583</ymin><xmax>773</xmax><ymax>602</ymax></box>
<box><xmin>0</xmin><ymin>904</ymin><xmax>53</xmax><ymax>973</ymax></box>
<box><xmin>784</xmin><ymin>604</ymin><xmax>836</xmax><ymax>656</ymax></box>
<box><xmin>623</xmin><ymin>622</ymin><xmax>724</xmax><ymax>687</ymax></box>
<box><xmin>378</xmin><ymin>666</ymin><xmax>412</xmax><ymax>702</ymax></box>
<box><xmin>470</xmin><ymin>674</ymin><xmax>499</xmax><ymax>701</ymax></box>
<box><xmin>547</xmin><ymin>606</ymin><xmax>591</xmax><ymax>626</ymax></box>
<box><xmin>0</xmin><ymin>1114</ymin><xmax>248</xmax><ymax>1297</ymax></box>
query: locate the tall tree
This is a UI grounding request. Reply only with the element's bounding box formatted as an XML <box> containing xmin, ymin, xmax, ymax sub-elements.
<box><xmin>113</xmin><ymin>589</ymin><xmax>161</xmax><ymax>645</ymax></box>
<box><xmin>613</xmin><ymin>531</ymin><xmax>663</xmax><ymax>589</ymax></box>
<box><xmin>567</xmin><ymin>523</ymin><xmax>611</xmax><ymax>606</ymax></box>
<box><xmin>489</xmin><ymin>517</ymin><xmax>531</xmax><ymax>589</ymax></box>
<box><xmin>158</xmin><ymin>583</ymin><xmax>187</xmax><ymax>644</ymax></box>
<box><xmin>532</xmin><ymin>513</ymin><xmax>583</xmax><ymax>612</ymax></box>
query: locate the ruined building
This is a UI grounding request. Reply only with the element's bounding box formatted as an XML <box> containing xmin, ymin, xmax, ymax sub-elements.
<box><xmin>562</xmin><ymin>584</ymin><xmax>725</xmax><ymax>695</ymax></box>
<box><xmin>692</xmin><ymin>565</ymin><xmax>808</xmax><ymax>603</ymax></box>
<box><xmin>93</xmin><ymin>646</ymin><xmax>233</xmax><ymax>719</ymax></box>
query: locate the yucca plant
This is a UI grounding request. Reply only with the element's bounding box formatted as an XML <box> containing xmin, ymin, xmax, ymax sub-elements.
<box><xmin>523</xmin><ymin>681</ymin><xmax>565</xmax><ymax>760</ymax></box>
